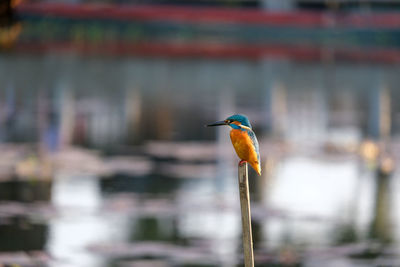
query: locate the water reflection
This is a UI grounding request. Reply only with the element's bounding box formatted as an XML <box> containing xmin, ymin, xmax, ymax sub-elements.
<box><xmin>0</xmin><ymin>180</ymin><xmax>51</xmax><ymax>202</ymax></box>
<box><xmin>0</xmin><ymin>176</ymin><xmax>50</xmax><ymax>257</ymax></box>
<box><xmin>100</xmin><ymin>174</ymin><xmax>184</xmax><ymax>195</ymax></box>
<box><xmin>368</xmin><ymin>165</ymin><xmax>393</xmax><ymax>243</ymax></box>
<box><xmin>0</xmin><ymin>216</ymin><xmax>47</xmax><ymax>252</ymax></box>
<box><xmin>0</xmin><ymin>112</ymin><xmax>395</xmax><ymax>263</ymax></box>
<box><xmin>48</xmin><ymin>173</ymin><xmax>125</xmax><ymax>267</ymax></box>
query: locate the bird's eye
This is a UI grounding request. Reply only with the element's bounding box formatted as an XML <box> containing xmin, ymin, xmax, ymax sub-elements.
<box><xmin>226</xmin><ymin>120</ymin><xmax>232</xmax><ymax>123</ymax></box>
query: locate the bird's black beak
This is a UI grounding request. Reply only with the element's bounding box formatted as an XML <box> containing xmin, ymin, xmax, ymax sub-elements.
<box><xmin>206</xmin><ymin>120</ymin><xmax>228</xmax><ymax>127</ymax></box>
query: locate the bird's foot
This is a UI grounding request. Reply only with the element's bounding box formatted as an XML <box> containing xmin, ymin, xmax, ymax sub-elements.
<box><xmin>239</xmin><ymin>160</ymin><xmax>247</xmax><ymax>166</ymax></box>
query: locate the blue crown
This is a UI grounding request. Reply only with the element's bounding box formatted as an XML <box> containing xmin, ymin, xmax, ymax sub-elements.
<box><xmin>226</xmin><ymin>114</ymin><xmax>252</xmax><ymax>128</ymax></box>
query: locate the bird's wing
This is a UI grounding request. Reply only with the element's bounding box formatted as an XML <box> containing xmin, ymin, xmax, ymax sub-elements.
<box><xmin>246</xmin><ymin>129</ymin><xmax>260</xmax><ymax>163</ymax></box>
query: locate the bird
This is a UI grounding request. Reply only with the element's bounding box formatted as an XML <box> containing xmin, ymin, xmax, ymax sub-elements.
<box><xmin>207</xmin><ymin>114</ymin><xmax>261</xmax><ymax>175</ymax></box>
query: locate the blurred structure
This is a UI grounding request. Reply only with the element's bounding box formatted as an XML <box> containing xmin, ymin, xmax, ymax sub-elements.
<box><xmin>0</xmin><ymin>0</ymin><xmax>22</xmax><ymax>48</ymax></box>
<box><xmin>9</xmin><ymin>0</ymin><xmax>399</xmax><ymax>62</ymax></box>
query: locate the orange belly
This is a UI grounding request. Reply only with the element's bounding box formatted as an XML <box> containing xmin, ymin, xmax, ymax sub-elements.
<box><xmin>230</xmin><ymin>129</ymin><xmax>261</xmax><ymax>174</ymax></box>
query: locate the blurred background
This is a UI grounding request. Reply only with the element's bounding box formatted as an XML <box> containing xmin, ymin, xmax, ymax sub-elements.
<box><xmin>1</xmin><ymin>0</ymin><xmax>400</xmax><ymax>266</ymax></box>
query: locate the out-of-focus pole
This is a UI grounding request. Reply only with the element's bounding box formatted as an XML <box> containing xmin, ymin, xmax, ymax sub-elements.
<box><xmin>238</xmin><ymin>162</ymin><xmax>254</xmax><ymax>267</ymax></box>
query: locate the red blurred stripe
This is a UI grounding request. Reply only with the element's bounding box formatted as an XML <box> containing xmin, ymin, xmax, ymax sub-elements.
<box><xmin>17</xmin><ymin>2</ymin><xmax>400</xmax><ymax>28</ymax></box>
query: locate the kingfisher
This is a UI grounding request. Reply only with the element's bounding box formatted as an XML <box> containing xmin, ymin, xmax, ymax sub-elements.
<box><xmin>207</xmin><ymin>114</ymin><xmax>261</xmax><ymax>175</ymax></box>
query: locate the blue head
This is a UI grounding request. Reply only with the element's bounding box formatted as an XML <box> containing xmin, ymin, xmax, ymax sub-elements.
<box><xmin>207</xmin><ymin>114</ymin><xmax>252</xmax><ymax>129</ymax></box>
<box><xmin>225</xmin><ymin>114</ymin><xmax>252</xmax><ymax>128</ymax></box>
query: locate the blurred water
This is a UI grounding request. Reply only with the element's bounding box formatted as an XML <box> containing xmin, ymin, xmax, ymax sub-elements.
<box><xmin>2</xmin><ymin>11</ymin><xmax>400</xmax><ymax>266</ymax></box>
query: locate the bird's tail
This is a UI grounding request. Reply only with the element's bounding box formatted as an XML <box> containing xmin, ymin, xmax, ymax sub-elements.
<box><xmin>250</xmin><ymin>161</ymin><xmax>261</xmax><ymax>175</ymax></box>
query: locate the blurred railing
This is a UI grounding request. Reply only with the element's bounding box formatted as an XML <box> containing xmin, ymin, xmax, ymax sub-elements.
<box><xmin>12</xmin><ymin>2</ymin><xmax>400</xmax><ymax>62</ymax></box>
<box><xmin>16</xmin><ymin>2</ymin><xmax>400</xmax><ymax>27</ymax></box>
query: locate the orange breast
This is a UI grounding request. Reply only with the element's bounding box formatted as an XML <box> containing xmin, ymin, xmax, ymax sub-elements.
<box><xmin>230</xmin><ymin>129</ymin><xmax>261</xmax><ymax>174</ymax></box>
